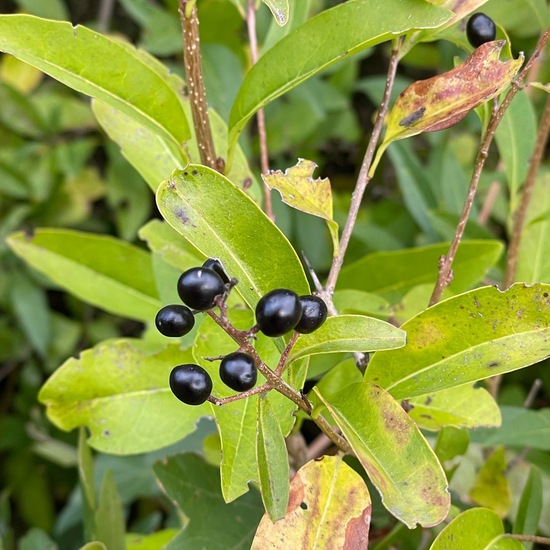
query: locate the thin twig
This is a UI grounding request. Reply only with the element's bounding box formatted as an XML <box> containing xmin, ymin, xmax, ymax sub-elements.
<box><xmin>429</xmin><ymin>28</ymin><xmax>550</xmax><ymax>306</ymax></box>
<box><xmin>524</xmin><ymin>378</ymin><xmax>543</xmax><ymax>408</ymax></box>
<box><xmin>179</xmin><ymin>0</ymin><xmax>218</xmax><ymax>170</ymax></box>
<box><xmin>478</xmin><ymin>181</ymin><xmax>501</xmax><ymax>226</ymax></box>
<box><xmin>324</xmin><ymin>39</ymin><xmax>402</xmax><ymax>297</ymax></box>
<box><xmin>506</xmin><ymin>534</ymin><xmax>550</xmax><ymax>545</ymax></box>
<box><xmin>503</xmin><ymin>93</ymin><xmax>550</xmax><ymax>289</ymax></box>
<box><xmin>246</xmin><ymin>1</ymin><xmax>274</xmax><ymax>219</ymax></box>
<box><xmin>97</xmin><ymin>0</ymin><xmax>115</xmax><ymax>35</ymax></box>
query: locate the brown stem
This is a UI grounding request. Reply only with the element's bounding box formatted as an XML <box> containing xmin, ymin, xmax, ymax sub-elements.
<box><xmin>324</xmin><ymin>40</ymin><xmax>402</xmax><ymax>296</ymax></box>
<box><xmin>179</xmin><ymin>0</ymin><xmax>218</xmax><ymax>170</ymax></box>
<box><xmin>429</xmin><ymin>28</ymin><xmax>550</xmax><ymax>306</ymax></box>
<box><xmin>506</xmin><ymin>534</ymin><xmax>550</xmax><ymax>545</ymax></box>
<box><xmin>502</xmin><ymin>93</ymin><xmax>550</xmax><ymax>289</ymax></box>
<box><xmin>246</xmin><ymin>1</ymin><xmax>274</xmax><ymax>220</ymax></box>
<box><xmin>275</xmin><ymin>332</ymin><xmax>300</xmax><ymax>376</ymax></box>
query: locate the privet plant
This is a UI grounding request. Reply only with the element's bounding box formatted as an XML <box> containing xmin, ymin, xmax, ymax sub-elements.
<box><xmin>1</xmin><ymin>0</ymin><xmax>550</xmax><ymax>548</ymax></box>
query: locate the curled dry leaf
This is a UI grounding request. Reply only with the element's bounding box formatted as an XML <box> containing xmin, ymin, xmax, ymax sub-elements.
<box><xmin>384</xmin><ymin>40</ymin><xmax>523</xmax><ymax>145</ymax></box>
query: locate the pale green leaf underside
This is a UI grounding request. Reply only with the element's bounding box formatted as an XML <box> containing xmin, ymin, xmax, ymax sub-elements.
<box><xmin>0</xmin><ymin>15</ymin><xmax>189</xmax><ymax>146</ymax></box>
<box><xmin>288</xmin><ymin>315</ymin><xmax>405</xmax><ymax>363</ymax></box>
<box><xmin>316</xmin><ymin>382</ymin><xmax>449</xmax><ymax>528</ymax></box>
<box><xmin>7</xmin><ymin>229</ymin><xmax>160</xmax><ymax>322</ymax></box>
<box><xmin>366</xmin><ymin>284</ymin><xmax>550</xmax><ymax>399</ymax></box>
<box><xmin>156</xmin><ymin>166</ymin><xmax>309</xmax><ymax>310</ymax></box>
<box><xmin>39</xmin><ymin>340</ymin><xmax>205</xmax><ymax>454</ymax></box>
<box><xmin>227</xmin><ymin>0</ymin><xmax>452</xmax><ymax>163</ymax></box>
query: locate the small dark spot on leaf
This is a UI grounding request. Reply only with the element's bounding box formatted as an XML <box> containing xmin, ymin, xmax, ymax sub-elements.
<box><xmin>488</xmin><ymin>361</ymin><xmax>500</xmax><ymax>368</ymax></box>
<box><xmin>192</xmin><ymin>169</ymin><xmax>198</xmax><ymax>176</ymax></box>
<box><xmin>399</xmin><ymin>107</ymin><xmax>426</xmax><ymax>127</ymax></box>
<box><xmin>420</xmin><ymin>414</ymin><xmax>432</xmax><ymax>419</ymax></box>
<box><xmin>543</xmin><ymin>292</ymin><xmax>548</xmax><ymax>297</ymax></box>
<box><xmin>103</xmin><ymin>430</ymin><xmax>110</xmax><ymax>436</ymax></box>
<box><xmin>183</xmin><ymin>171</ymin><xmax>188</xmax><ymax>176</ymax></box>
<box><xmin>424</xmin><ymin>396</ymin><xmax>433</xmax><ymax>406</ymax></box>
<box><xmin>300</xmin><ymin>502</ymin><xmax>308</xmax><ymax>510</ymax></box>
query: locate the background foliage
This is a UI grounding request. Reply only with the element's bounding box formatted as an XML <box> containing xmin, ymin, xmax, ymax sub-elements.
<box><xmin>0</xmin><ymin>0</ymin><xmax>549</xmax><ymax>548</ymax></box>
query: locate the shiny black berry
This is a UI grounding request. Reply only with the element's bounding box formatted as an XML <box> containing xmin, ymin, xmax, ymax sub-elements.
<box><xmin>177</xmin><ymin>267</ymin><xmax>225</xmax><ymax>311</ymax></box>
<box><xmin>169</xmin><ymin>364</ymin><xmax>212</xmax><ymax>405</ymax></box>
<box><xmin>466</xmin><ymin>13</ymin><xmax>496</xmax><ymax>48</ymax></box>
<box><xmin>255</xmin><ymin>289</ymin><xmax>302</xmax><ymax>337</ymax></box>
<box><xmin>155</xmin><ymin>304</ymin><xmax>195</xmax><ymax>337</ymax></box>
<box><xmin>220</xmin><ymin>352</ymin><xmax>257</xmax><ymax>391</ymax></box>
<box><xmin>295</xmin><ymin>295</ymin><xmax>328</xmax><ymax>334</ymax></box>
<box><xmin>202</xmin><ymin>258</ymin><xmax>230</xmax><ymax>285</ymax></box>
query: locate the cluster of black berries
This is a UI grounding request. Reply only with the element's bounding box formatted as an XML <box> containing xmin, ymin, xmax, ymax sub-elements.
<box><xmin>154</xmin><ymin>259</ymin><xmax>328</xmax><ymax>407</ymax></box>
<box><xmin>466</xmin><ymin>13</ymin><xmax>496</xmax><ymax>48</ymax></box>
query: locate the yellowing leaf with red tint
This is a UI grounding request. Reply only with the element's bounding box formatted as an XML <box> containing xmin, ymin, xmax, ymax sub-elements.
<box><xmin>251</xmin><ymin>455</ymin><xmax>371</xmax><ymax>549</ymax></box>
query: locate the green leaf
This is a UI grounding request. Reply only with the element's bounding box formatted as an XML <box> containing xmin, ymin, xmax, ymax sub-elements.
<box><xmin>495</xmin><ymin>91</ymin><xmax>537</xmax><ymax>205</ymax></box>
<box><xmin>408</xmin><ymin>385</ymin><xmax>501</xmax><ymax>431</ymax></box>
<box><xmin>252</xmin><ymin>455</ymin><xmax>371</xmax><ymax>549</ymax></box>
<box><xmin>513</xmin><ymin>467</ymin><xmax>542</xmax><ymax>548</ymax></box>
<box><xmin>429</xmin><ymin>508</ymin><xmax>523</xmax><ymax>550</ymax></box>
<box><xmin>39</xmin><ymin>340</ymin><xmax>207</xmax><ymax>454</ymax></box>
<box><xmin>469</xmin><ymin>448</ymin><xmax>511</xmax><ymax>517</ymax></box>
<box><xmin>7</xmin><ymin>229</ymin><xmax>160</xmax><ymax>323</ymax></box>
<box><xmin>256</xmin><ymin>397</ymin><xmax>289</xmax><ymax>522</ymax></box>
<box><xmin>153</xmin><ymin>453</ymin><xmax>264</xmax><ymax>550</ymax></box>
<box><xmin>315</xmin><ymin>382</ymin><xmax>449</xmax><ymax>528</ymax></box>
<box><xmin>19</xmin><ymin>528</ymin><xmax>58</xmax><ymax>550</ymax></box>
<box><xmin>262</xmin><ymin>0</ymin><xmax>289</xmax><ymax>26</ymax></box>
<box><xmin>0</xmin><ymin>15</ymin><xmax>189</xmax><ymax>146</ymax></box>
<box><xmin>78</xmin><ymin>429</ymin><xmax>96</xmax><ymax>541</ymax></box>
<box><xmin>95</xmin><ymin>470</ymin><xmax>125</xmax><ymax>550</ymax></box>
<box><xmin>332</xmin><ymin>289</ymin><xmax>391</xmax><ymax>318</ymax></box>
<box><xmin>156</xmin><ymin>165</ymin><xmax>309</xmax><ymax>310</ymax></box>
<box><xmin>125</xmin><ymin>530</ymin><xmax>179</xmax><ymax>550</ymax></box>
<box><xmin>288</xmin><ymin>315</ymin><xmax>405</xmax><ymax>364</ymax></box>
<box><xmin>262</xmin><ymin>158</ymin><xmax>339</xmax><ymax>255</ymax></box>
<box><xmin>338</xmin><ymin>241</ymin><xmax>503</xmax><ymax>303</ymax></box>
<box><xmin>227</xmin><ymin>0</ymin><xmax>452</xmax><ymax>164</ymax></box>
<box><xmin>472</xmin><ymin>406</ymin><xmax>550</xmax><ymax>450</ymax></box>
<box><xmin>366</xmin><ymin>284</ymin><xmax>550</xmax><ymax>399</ymax></box>
<box><xmin>516</xmin><ymin>173</ymin><xmax>550</xmax><ymax>284</ymax></box>
<box><xmin>378</xmin><ymin>42</ymin><xmax>523</xmax><ymax>157</ymax></box>
<box><xmin>434</xmin><ymin>427</ymin><xmax>470</xmax><ymax>463</ymax></box>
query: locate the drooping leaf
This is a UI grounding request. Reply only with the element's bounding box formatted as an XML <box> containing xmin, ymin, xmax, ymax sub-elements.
<box><xmin>0</xmin><ymin>15</ymin><xmax>190</xmax><ymax>146</ymax></box>
<box><xmin>262</xmin><ymin>159</ymin><xmax>339</xmax><ymax>254</ymax></box>
<box><xmin>227</xmin><ymin>0</ymin><xmax>452</xmax><ymax>164</ymax></box>
<box><xmin>338</xmin><ymin>240</ymin><xmax>503</xmax><ymax>303</ymax></box>
<box><xmin>288</xmin><ymin>315</ymin><xmax>405</xmax><ymax>364</ymax></box>
<box><xmin>252</xmin><ymin>455</ymin><xmax>371</xmax><ymax>549</ymax></box>
<box><xmin>429</xmin><ymin>508</ymin><xmax>523</xmax><ymax>550</ymax></box>
<box><xmin>156</xmin><ymin>165</ymin><xmax>309</xmax><ymax>310</ymax></box>
<box><xmin>408</xmin><ymin>385</ymin><xmax>501</xmax><ymax>431</ymax></box>
<box><xmin>381</xmin><ymin>41</ymin><xmax>523</xmax><ymax>148</ymax></box>
<box><xmin>513</xmin><ymin>467</ymin><xmax>543</xmax><ymax>549</ymax></box>
<box><xmin>469</xmin><ymin>448</ymin><xmax>511</xmax><ymax>517</ymax></box>
<box><xmin>7</xmin><ymin>229</ymin><xmax>160</xmax><ymax>323</ymax></box>
<box><xmin>366</xmin><ymin>284</ymin><xmax>550</xmax><ymax>399</ymax></box>
<box><xmin>262</xmin><ymin>0</ymin><xmax>289</xmax><ymax>26</ymax></box>
<box><xmin>256</xmin><ymin>397</ymin><xmax>290</xmax><ymax>522</ymax></box>
<box><xmin>154</xmin><ymin>453</ymin><xmax>264</xmax><ymax>550</ymax></box>
<box><xmin>39</xmin><ymin>340</ymin><xmax>207</xmax><ymax>454</ymax></box>
<box><xmin>315</xmin><ymin>382</ymin><xmax>450</xmax><ymax>528</ymax></box>
<box><xmin>95</xmin><ymin>470</ymin><xmax>125</xmax><ymax>550</ymax></box>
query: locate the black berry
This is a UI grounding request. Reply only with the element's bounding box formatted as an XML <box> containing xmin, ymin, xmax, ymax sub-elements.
<box><xmin>466</xmin><ymin>13</ymin><xmax>496</xmax><ymax>48</ymax></box>
<box><xmin>220</xmin><ymin>352</ymin><xmax>257</xmax><ymax>391</ymax></box>
<box><xmin>155</xmin><ymin>304</ymin><xmax>195</xmax><ymax>337</ymax></box>
<box><xmin>202</xmin><ymin>258</ymin><xmax>230</xmax><ymax>285</ymax></box>
<box><xmin>177</xmin><ymin>267</ymin><xmax>225</xmax><ymax>311</ymax></box>
<box><xmin>169</xmin><ymin>364</ymin><xmax>212</xmax><ymax>405</ymax></box>
<box><xmin>255</xmin><ymin>289</ymin><xmax>302</xmax><ymax>337</ymax></box>
<box><xmin>295</xmin><ymin>295</ymin><xmax>328</xmax><ymax>334</ymax></box>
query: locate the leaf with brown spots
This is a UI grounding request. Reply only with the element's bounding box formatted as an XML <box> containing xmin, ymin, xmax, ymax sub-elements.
<box><xmin>366</xmin><ymin>283</ymin><xmax>550</xmax><ymax>399</ymax></box>
<box><xmin>315</xmin><ymin>382</ymin><xmax>450</xmax><ymax>528</ymax></box>
<box><xmin>251</xmin><ymin>455</ymin><xmax>371</xmax><ymax>550</ymax></box>
<box><xmin>374</xmin><ymin>41</ymin><xmax>523</xmax><ymax>171</ymax></box>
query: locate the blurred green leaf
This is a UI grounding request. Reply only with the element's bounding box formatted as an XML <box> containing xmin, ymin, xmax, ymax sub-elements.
<box><xmin>95</xmin><ymin>470</ymin><xmax>125</xmax><ymax>550</ymax></box>
<box><xmin>513</xmin><ymin>467</ymin><xmax>542</xmax><ymax>549</ymax></box>
<box><xmin>39</xmin><ymin>340</ymin><xmax>207</xmax><ymax>454</ymax></box>
<box><xmin>19</xmin><ymin>528</ymin><xmax>58</xmax><ymax>550</ymax></box>
<box><xmin>0</xmin><ymin>15</ymin><xmax>190</xmax><ymax>146</ymax></box>
<box><xmin>315</xmin><ymin>382</ymin><xmax>449</xmax><ymax>528</ymax></box>
<box><xmin>288</xmin><ymin>315</ymin><xmax>405</xmax><ymax>364</ymax></box>
<box><xmin>430</xmin><ymin>507</ymin><xmax>522</xmax><ymax>550</ymax></box>
<box><xmin>78</xmin><ymin>429</ymin><xmax>96</xmax><ymax>542</ymax></box>
<box><xmin>366</xmin><ymin>284</ymin><xmax>550</xmax><ymax>399</ymax></box>
<box><xmin>228</xmin><ymin>0</ymin><xmax>452</xmax><ymax>164</ymax></box>
<box><xmin>7</xmin><ymin>229</ymin><xmax>160</xmax><ymax>322</ymax></box>
<box><xmin>338</xmin><ymin>241</ymin><xmax>503</xmax><ymax>303</ymax></box>
<box><xmin>126</xmin><ymin>530</ymin><xmax>179</xmax><ymax>550</ymax></box>
<box><xmin>157</xmin><ymin>165</ymin><xmax>309</xmax><ymax>310</ymax></box>
<box><xmin>252</xmin><ymin>456</ymin><xmax>371</xmax><ymax>548</ymax></box>
<box><xmin>153</xmin><ymin>453</ymin><xmax>264</xmax><ymax>550</ymax></box>
<box><xmin>435</xmin><ymin>427</ymin><xmax>470</xmax><ymax>463</ymax></box>
<box><xmin>15</xmin><ymin>0</ymin><xmax>68</xmax><ymax>20</ymax></box>
<box><xmin>333</xmin><ymin>289</ymin><xmax>391</xmax><ymax>318</ymax></box>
